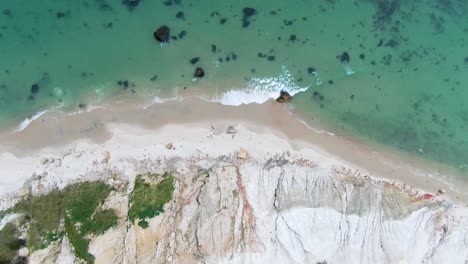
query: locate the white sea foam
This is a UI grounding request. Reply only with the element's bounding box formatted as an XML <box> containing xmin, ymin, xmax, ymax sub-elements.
<box><xmin>212</xmin><ymin>66</ymin><xmax>310</xmax><ymax>106</ymax></box>
<box><xmin>12</xmin><ymin>110</ymin><xmax>48</xmax><ymax>133</ymax></box>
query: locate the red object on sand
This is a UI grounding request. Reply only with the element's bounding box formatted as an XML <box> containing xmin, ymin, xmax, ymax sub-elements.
<box><xmin>423</xmin><ymin>193</ymin><xmax>434</xmax><ymax>199</ymax></box>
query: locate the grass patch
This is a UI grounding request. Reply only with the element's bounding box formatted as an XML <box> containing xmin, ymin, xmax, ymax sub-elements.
<box><xmin>138</xmin><ymin>220</ymin><xmax>149</xmax><ymax>229</ymax></box>
<box><xmin>12</xmin><ymin>181</ymin><xmax>117</xmax><ymax>263</ymax></box>
<box><xmin>14</xmin><ymin>190</ymin><xmax>62</xmax><ymax>250</ymax></box>
<box><xmin>83</xmin><ymin>209</ymin><xmax>118</xmax><ymax>235</ymax></box>
<box><xmin>65</xmin><ymin>218</ymin><xmax>93</xmax><ymax>264</ymax></box>
<box><xmin>128</xmin><ymin>173</ymin><xmax>174</xmax><ymax>224</ymax></box>
<box><xmin>0</xmin><ymin>223</ymin><xmax>23</xmax><ymax>264</ymax></box>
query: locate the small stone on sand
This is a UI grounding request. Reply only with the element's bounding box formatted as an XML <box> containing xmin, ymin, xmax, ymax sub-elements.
<box><xmin>166</xmin><ymin>143</ymin><xmax>173</xmax><ymax>149</ymax></box>
<box><xmin>238</xmin><ymin>149</ymin><xmax>248</xmax><ymax>159</ymax></box>
<box><xmin>41</xmin><ymin>158</ymin><xmax>49</xmax><ymax>164</ymax></box>
<box><xmin>226</xmin><ymin>126</ymin><xmax>237</xmax><ymax>134</ymax></box>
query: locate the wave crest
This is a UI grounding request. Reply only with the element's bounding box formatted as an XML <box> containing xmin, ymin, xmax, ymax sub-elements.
<box><xmin>214</xmin><ymin>66</ymin><xmax>309</xmax><ymax>106</ymax></box>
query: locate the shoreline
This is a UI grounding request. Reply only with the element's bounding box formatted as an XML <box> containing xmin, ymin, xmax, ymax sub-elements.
<box><xmin>0</xmin><ymin>97</ymin><xmax>467</xmax><ymax>205</ymax></box>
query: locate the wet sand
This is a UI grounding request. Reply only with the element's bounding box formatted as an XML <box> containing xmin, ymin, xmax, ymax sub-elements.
<box><xmin>0</xmin><ymin>97</ymin><xmax>467</xmax><ymax>203</ymax></box>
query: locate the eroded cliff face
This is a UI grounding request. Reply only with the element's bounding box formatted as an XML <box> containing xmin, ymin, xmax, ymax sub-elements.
<box><xmin>24</xmin><ymin>154</ymin><xmax>468</xmax><ymax>264</ymax></box>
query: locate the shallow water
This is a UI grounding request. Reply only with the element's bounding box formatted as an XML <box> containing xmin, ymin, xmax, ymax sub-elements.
<box><xmin>0</xmin><ymin>0</ymin><xmax>467</xmax><ymax>171</ymax></box>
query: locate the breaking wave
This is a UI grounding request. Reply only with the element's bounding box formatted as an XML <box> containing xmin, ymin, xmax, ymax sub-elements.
<box><xmin>212</xmin><ymin>66</ymin><xmax>309</xmax><ymax>106</ymax></box>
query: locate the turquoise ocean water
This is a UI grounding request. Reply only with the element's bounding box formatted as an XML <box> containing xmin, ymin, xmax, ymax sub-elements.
<box><xmin>0</xmin><ymin>1</ymin><xmax>467</xmax><ymax>171</ymax></box>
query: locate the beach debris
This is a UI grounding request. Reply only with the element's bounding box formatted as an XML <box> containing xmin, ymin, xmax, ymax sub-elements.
<box><xmin>194</xmin><ymin>67</ymin><xmax>205</xmax><ymax>78</ymax></box>
<box><xmin>238</xmin><ymin>149</ymin><xmax>248</xmax><ymax>159</ymax></box>
<box><xmin>437</xmin><ymin>189</ymin><xmax>446</xmax><ymax>195</ymax></box>
<box><xmin>226</xmin><ymin>126</ymin><xmax>238</xmax><ymax>134</ymax></box>
<box><xmin>154</xmin><ymin>25</ymin><xmax>170</xmax><ymax>42</ymax></box>
<box><xmin>41</xmin><ymin>158</ymin><xmax>49</xmax><ymax>165</ymax></box>
<box><xmin>276</xmin><ymin>91</ymin><xmax>292</xmax><ymax>103</ymax></box>
<box><xmin>412</xmin><ymin>193</ymin><xmax>435</xmax><ymax>202</ymax></box>
<box><xmin>190</xmin><ymin>57</ymin><xmax>200</xmax><ymax>64</ymax></box>
<box><xmin>165</xmin><ymin>143</ymin><xmax>173</xmax><ymax>149</ymax></box>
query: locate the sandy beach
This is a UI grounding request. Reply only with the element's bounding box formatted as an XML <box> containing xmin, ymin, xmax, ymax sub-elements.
<box><xmin>0</xmin><ymin>97</ymin><xmax>467</xmax><ymax>203</ymax></box>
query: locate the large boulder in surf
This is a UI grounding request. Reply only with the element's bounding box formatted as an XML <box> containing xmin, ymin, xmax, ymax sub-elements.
<box><xmin>276</xmin><ymin>91</ymin><xmax>292</xmax><ymax>103</ymax></box>
<box><xmin>154</xmin><ymin>25</ymin><xmax>170</xmax><ymax>42</ymax></box>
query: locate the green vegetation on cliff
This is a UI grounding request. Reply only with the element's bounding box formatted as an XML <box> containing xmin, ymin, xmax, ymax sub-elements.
<box><xmin>129</xmin><ymin>173</ymin><xmax>175</xmax><ymax>227</ymax></box>
<box><xmin>0</xmin><ymin>223</ymin><xmax>24</xmax><ymax>264</ymax></box>
<box><xmin>11</xmin><ymin>181</ymin><xmax>117</xmax><ymax>263</ymax></box>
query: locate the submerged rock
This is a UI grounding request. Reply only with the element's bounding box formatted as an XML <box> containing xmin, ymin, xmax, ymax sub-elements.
<box><xmin>154</xmin><ymin>25</ymin><xmax>170</xmax><ymax>42</ymax></box>
<box><xmin>190</xmin><ymin>57</ymin><xmax>200</xmax><ymax>64</ymax></box>
<box><xmin>194</xmin><ymin>67</ymin><xmax>205</xmax><ymax>78</ymax></box>
<box><xmin>276</xmin><ymin>91</ymin><xmax>291</xmax><ymax>103</ymax></box>
<box><xmin>243</xmin><ymin>7</ymin><xmax>256</xmax><ymax>17</ymax></box>
<box><xmin>339</xmin><ymin>51</ymin><xmax>350</xmax><ymax>63</ymax></box>
<box><xmin>31</xmin><ymin>84</ymin><xmax>39</xmax><ymax>94</ymax></box>
<box><xmin>122</xmin><ymin>0</ymin><xmax>141</xmax><ymax>10</ymax></box>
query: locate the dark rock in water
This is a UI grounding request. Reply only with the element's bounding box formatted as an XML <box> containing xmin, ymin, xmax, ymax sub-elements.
<box><xmin>163</xmin><ymin>0</ymin><xmax>172</xmax><ymax>6</ymax></box>
<box><xmin>117</xmin><ymin>80</ymin><xmax>129</xmax><ymax>89</ymax></box>
<box><xmin>289</xmin><ymin>34</ymin><xmax>296</xmax><ymax>41</ymax></box>
<box><xmin>243</xmin><ymin>7</ymin><xmax>256</xmax><ymax>17</ymax></box>
<box><xmin>328</xmin><ymin>80</ymin><xmax>334</xmax><ymax>84</ymax></box>
<box><xmin>154</xmin><ymin>25</ymin><xmax>170</xmax><ymax>42</ymax></box>
<box><xmin>2</xmin><ymin>9</ymin><xmax>12</xmax><ymax>17</ymax></box>
<box><xmin>276</xmin><ymin>91</ymin><xmax>291</xmax><ymax>103</ymax></box>
<box><xmin>340</xmin><ymin>52</ymin><xmax>350</xmax><ymax>63</ymax></box>
<box><xmin>190</xmin><ymin>57</ymin><xmax>200</xmax><ymax>64</ymax></box>
<box><xmin>242</xmin><ymin>7</ymin><xmax>256</xmax><ymax>28</ymax></box>
<box><xmin>78</xmin><ymin>103</ymin><xmax>86</xmax><ymax>108</ymax></box>
<box><xmin>194</xmin><ymin>67</ymin><xmax>205</xmax><ymax>78</ymax></box>
<box><xmin>231</xmin><ymin>53</ymin><xmax>237</xmax><ymax>60</ymax></box>
<box><xmin>220</xmin><ymin>18</ymin><xmax>227</xmax><ymax>24</ymax></box>
<box><xmin>56</xmin><ymin>11</ymin><xmax>70</xmax><ymax>19</ymax></box>
<box><xmin>464</xmin><ymin>57</ymin><xmax>468</xmax><ymax>64</ymax></box>
<box><xmin>211</xmin><ymin>44</ymin><xmax>217</xmax><ymax>53</ymax></box>
<box><xmin>171</xmin><ymin>36</ymin><xmax>178</xmax><ymax>41</ymax></box>
<box><xmin>27</xmin><ymin>95</ymin><xmax>35</xmax><ymax>101</ymax></box>
<box><xmin>31</xmin><ymin>84</ymin><xmax>39</xmax><ymax>94</ymax></box>
<box><xmin>123</xmin><ymin>0</ymin><xmax>141</xmax><ymax>10</ymax></box>
<box><xmin>307</xmin><ymin>67</ymin><xmax>316</xmax><ymax>74</ymax></box>
<box><xmin>176</xmin><ymin>11</ymin><xmax>185</xmax><ymax>19</ymax></box>
<box><xmin>359</xmin><ymin>53</ymin><xmax>366</xmax><ymax>60</ymax></box>
<box><xmin>267</xmin><ymin>55</ymin><xmax>275</xmax><ymax>61</ymax></box>
<box><xmin>178</xmin><ymin>30</ymin><xmax>187</xmax><ymax>39</ymax></box>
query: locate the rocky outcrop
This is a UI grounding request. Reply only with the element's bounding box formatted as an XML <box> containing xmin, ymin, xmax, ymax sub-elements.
<box><xmin>276</xmin><ymin>91</ymin><xmax>291</xmax><ymax>103</ymax></box>
<box><xmin>12</xmin><ymin>153</ymin><xmax>466</xmax><ymax>264</ymax></box>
